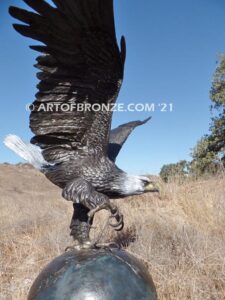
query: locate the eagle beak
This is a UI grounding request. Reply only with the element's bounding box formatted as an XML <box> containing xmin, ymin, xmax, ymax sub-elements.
<box><xmin>144</xmin><ymin>182</ymin><xmax>160</xmax><ymax>193</ymax></box>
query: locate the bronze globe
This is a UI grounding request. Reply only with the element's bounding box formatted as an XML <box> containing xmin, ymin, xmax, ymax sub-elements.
<box><xmin>28</xmin><ymin>248</ymin><xmax>157</xmax><ymax>300</ymax></box>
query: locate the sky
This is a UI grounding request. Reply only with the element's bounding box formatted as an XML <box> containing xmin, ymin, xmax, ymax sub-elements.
<box><xmin>1</xmin><ymin>0</ymin><xmax>225</xmax><ymax>175</ymax></box>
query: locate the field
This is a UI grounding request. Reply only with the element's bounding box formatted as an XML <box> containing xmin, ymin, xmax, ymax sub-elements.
<box><xmin>0</xmin><ymin>163</ymin><xmax>225</xmax><ymax>299</ymax></box>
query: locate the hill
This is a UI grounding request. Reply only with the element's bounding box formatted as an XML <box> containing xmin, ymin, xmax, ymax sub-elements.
<box><xmin>0</xmin><ymin>164</ymin><xmax>225</xmax><ymax>299</ymax></box>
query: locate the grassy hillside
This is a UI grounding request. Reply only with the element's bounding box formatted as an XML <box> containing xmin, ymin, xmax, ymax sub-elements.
<box><xmin>0</xmin><ymin>164</ymin><xmax>225</xmax><ymax>299</ymax></box>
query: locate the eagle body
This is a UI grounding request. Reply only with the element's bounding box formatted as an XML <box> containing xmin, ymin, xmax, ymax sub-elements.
<box><xmin>5</xmin><ymin>0</ymin><xmax>158</xmax><ymax>246</ymax></box>
<box><xmin>44</xmin><ymin>154</ymin><xmax>123</xmax><ymax>195</ymax></box>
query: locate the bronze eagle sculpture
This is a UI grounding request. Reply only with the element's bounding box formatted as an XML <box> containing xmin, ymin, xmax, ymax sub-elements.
<box><xmin>4</xmin><ymin>0</ymin><xmax>158</xmax><ymax>249</ymax></box>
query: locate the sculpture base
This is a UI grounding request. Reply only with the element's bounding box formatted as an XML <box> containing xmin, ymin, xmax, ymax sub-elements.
<box><xmin>28</xmin><ymin>248</ymin><xmax>157</xmax><ymax>300</ymax></box>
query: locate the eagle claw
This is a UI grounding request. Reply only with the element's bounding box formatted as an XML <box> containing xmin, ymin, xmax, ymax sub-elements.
<box><xmin>87</xmin><ymin>203</ymin><xmax>124</xmax><ymax>232</ymax></box>
<box><xmin>109</xmin><ymin>207</ymin><xmax>124</xmax><ymax>231</ymax></box>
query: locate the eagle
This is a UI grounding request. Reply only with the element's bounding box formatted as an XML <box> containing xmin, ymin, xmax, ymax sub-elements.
<box><xmin>4</xmin><ymin>0</ymin><xmax>158</xmax><ymax>249</ymax></box>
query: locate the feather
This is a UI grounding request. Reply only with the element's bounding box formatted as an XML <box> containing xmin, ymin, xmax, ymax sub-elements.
<box><xmin>4</xmin><ymin>135</ymin><xmax>48</xmax><ymax>169</ymax></box>
<box><xmin>108</xmin><ymin>117</ymin><xmax>152</xmax><ymax>162</ymax></box>
<box><xmin>9</xmin><ymin>0</ymin><xmax>125</xmax><ymax>165</ymax></box>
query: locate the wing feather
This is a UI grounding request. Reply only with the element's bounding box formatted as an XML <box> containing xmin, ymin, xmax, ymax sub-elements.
<box><xmin>9</xmin><ymin>0</ymin><xmax>126</xmax><ymax>163</ymax></box>
<box><xmin>108</xmin><ymin>117</ymin><xmax>151</xmax><ymax>162</ymax></box>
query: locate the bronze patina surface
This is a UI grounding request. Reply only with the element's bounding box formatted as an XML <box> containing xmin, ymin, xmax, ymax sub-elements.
<box><xmin>28</xmin><ymin>248</ymin><xmax>157</xmax><ymax>300</ymax></box>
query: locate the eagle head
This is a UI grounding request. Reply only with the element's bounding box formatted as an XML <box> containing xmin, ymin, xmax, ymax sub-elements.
<box><xmin>120</xmin><ymin>174</ymin><xmax>159</xmax><ymax>196</ymax></box>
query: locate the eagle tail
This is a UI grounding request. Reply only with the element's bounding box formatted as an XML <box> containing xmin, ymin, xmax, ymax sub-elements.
<box><xmin>4</xmin><ymin>134</ymin><xmax>48</xmax><ymax>170</ymax></box>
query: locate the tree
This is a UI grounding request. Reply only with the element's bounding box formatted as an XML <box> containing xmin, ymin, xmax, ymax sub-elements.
<box><xmin>160</xmin><ymin>160</ymin><xmax>189</xmax><ymax>182</ymax></box>
<box><xmin>189</xmin><ymin>55</ymin><xmax>225</xmax><ymax>177</ymax></box>
<box><xmin>159</xmin><ymin>55</ymin><xmax>225</xmax><ymax>179</ymax></box>
<box><xmin>189</xmin><ymin>136</ymin><xmax>220</xmax><ymax>177</ymax></box>
<box><xmin>209</xmin><ymin>54</ymin><xmax>225</xmax><ymax>164</ymax></box>
<box><xmin>208</xmin><ymin>114</ymin><xmax>225</xmax><ymax>163</ymax></box>
<box><xmin>210</xmin><ymin>54</ymin><xmax>225</xmax><ymax>108</ymax></box>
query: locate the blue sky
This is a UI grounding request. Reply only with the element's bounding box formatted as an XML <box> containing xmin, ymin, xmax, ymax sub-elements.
<box><xmin>1</xmin><ymin>0</ymin><xmax>225</xmax><ymax>175</ymax></box>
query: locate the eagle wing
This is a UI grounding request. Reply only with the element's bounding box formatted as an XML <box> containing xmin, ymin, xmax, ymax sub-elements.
<box><xmin>9</xmin><ymin>0</ymin><xmax>126</xmax><ymax>164</ymax></box>
<box><xmin>108</xmin><ymin>117</ymin><xmax>151</xmax><ymax>162</ymax></box>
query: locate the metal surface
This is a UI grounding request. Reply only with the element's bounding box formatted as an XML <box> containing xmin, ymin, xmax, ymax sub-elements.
<box><xmin>9</xmin><ymin>1</ymin><xmax>158</xmax><ymax>247</ymax></box>
<box><xmin>28</xmin><ymin>248</ymin><xmax>157</xmax><ymax>300</ymax></box>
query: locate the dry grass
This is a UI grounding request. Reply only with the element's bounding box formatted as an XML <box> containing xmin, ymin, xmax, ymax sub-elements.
<box><xmin>0</xmin><ymin>164</ymin><xmax>225</xmax><ymax>299</ymax></box>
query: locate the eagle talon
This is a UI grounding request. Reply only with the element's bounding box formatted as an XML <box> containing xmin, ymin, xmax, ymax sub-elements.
<box><xmin>87</xmin><ymin>205</ymin><xmax>102</xmax><ymax>225</ymax></box>
<box><xmin>65</xmin><ymin>240</ymin><xmax>92</xmax><ymax>251</ymax></box>
<box><xmin>109</xmin><ymin>218</ymin><xmax>124</xmax><ymax>231</ymax></box>
<box><xmin>93</xmin><ymin>242</ymin><xmax>121</xmax><ymax>250</ymax></box>
<box><xmin>109</xmin><ymin>210</ymin><xmax>124</xmax><ymax>231</ymax></box>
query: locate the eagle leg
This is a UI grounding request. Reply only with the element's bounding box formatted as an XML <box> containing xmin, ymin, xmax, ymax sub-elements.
<box><xmin>69</xmin><ymin>203</ymin><xmax>92</xmax><ymax>247</ymax></box>
<box><xmin>62</xmin><ymin>178</ymin><xmax>124</xmax><ymax>248</ymax></box>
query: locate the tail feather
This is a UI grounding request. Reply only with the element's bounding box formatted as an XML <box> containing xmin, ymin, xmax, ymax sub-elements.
<box><xmin>4</xmin><ymin>134</ymin><xmax>48</xmax><ymax>169</ymax></box>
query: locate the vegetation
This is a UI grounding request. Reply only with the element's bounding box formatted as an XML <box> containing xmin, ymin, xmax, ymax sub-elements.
<box><xmin>1</xmin><ymin>164</ymin><xmax>225</xmax><ymax>299</ymax></box>
<box><xmin>209</xmin><ymin>54</ymin><xmax>225</xmax><ymax>166</ymax></box>
<box><xmin>189</xmin><ymin>136</ymin><xmax>220</xmax><ymax>177</ymax></box>
<box><xmin>160</xmin><ymin>55</ymin><xmax>225</xmax><ymax>181</ymax></box>
<box><xmin>159</xmin><ymin>160</ymin><xmax>188</xmax><ymax>182</ymax></box>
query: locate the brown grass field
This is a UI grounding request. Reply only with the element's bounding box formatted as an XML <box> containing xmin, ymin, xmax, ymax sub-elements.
<box><xmin>0</xmin><ymin>163</ymin><xmax>225</xmax><ymax>300</ymax></box>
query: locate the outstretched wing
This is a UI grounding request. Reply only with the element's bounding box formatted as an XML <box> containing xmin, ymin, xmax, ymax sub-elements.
<box><xmin>108</xmin><ymin>117</ymin><xmax>151</xmax><ymax>162</ymax></box>
<box><xmin>9</xmin><ymin>0</ymin><xmax>126</xmax><ymax>163</ymax></box>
